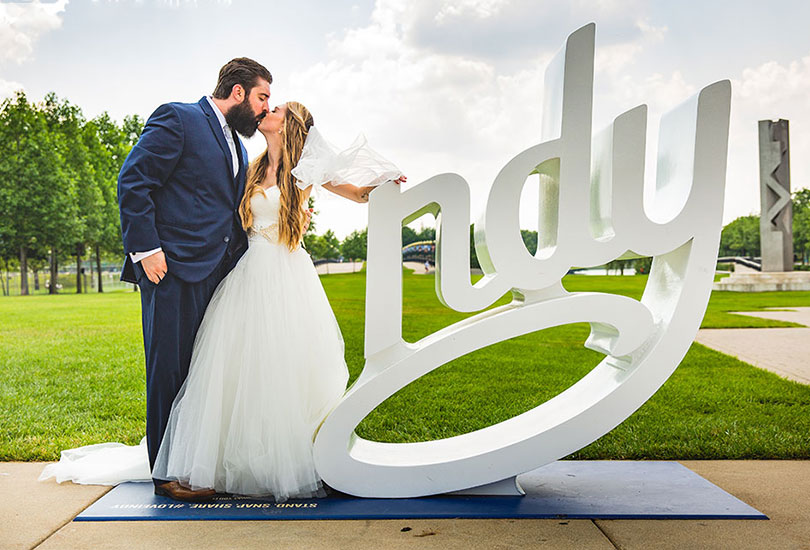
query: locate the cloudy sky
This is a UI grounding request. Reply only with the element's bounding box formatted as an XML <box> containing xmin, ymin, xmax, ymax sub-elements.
<box><xmin>2</xmin><ymin>0</ymin><xmax>809</xmax><ymax>238</ymax></box>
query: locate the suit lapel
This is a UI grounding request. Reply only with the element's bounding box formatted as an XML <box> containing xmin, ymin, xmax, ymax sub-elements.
<box><xmin>198</xmin><ymin>97</ymin><xmax>235</xmax><ymax>182</ymax></box>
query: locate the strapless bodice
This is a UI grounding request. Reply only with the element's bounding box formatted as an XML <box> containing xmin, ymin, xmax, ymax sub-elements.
<box><xmin>249</xmin><ymin>186</ymin><xmax>281</xmax><ymax>244</ymax></box>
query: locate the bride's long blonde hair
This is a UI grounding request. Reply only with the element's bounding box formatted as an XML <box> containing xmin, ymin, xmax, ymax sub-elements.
<box><xmin>239</xmin><ymin>101</ymin><xmax>314</xmax><ymax>251</ymax></box>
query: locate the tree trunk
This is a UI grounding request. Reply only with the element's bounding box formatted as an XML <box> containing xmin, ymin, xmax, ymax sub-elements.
<box><xmin>33</xmin><ymin>269</ymin><xmax>40</xmax><ymax>291</ymax></box>
<box><xmin>49</xmin><ymin>248</ymin><xmax>59</xmax><ymax>294</ymax></box>
<box><xmin>96</xmin><ymin>245</ymin><xmax>103</xmax><ymax>293</ymax></box>
<box><xmin>0</xmin><ymin>260</ymin><xmax>7</xmax><ymax>296</ymax></box>
<box><xmin>75</xmin><ymin>247</ymin><xmax>82</xmax><ymax>294</ymax></box>
<box><xmin>19</xmin><ymin>245</ymin><xmax>29</xmax><ymax>295</ymax></box>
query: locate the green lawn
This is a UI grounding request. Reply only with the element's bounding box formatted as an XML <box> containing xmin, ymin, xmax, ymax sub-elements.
<box><xmin>1</xmin><ymin>272</ymin><xmax>809</xmax><ymax>461</ymax></box>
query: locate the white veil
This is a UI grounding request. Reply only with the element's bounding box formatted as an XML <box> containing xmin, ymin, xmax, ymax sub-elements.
<box><xmin>290</xmin><ymin>127</ymin><xmax>402</xmax><ymax>191</ymax></box>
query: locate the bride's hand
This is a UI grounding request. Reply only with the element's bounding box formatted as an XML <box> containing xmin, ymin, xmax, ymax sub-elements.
<box><xmin>358</xmin><ymin>174</ymin><xmax>406</xmax><ymax>202</ymax></box>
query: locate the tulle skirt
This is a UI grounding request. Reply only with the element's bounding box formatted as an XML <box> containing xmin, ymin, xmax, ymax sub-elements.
<box><xmin>151</xmin><ymin>237</ymin><xmax>349</xmax><ymax>500</ymax></box>
<box><xmin>39</xmin><ymin>238</ymin><xmax>348</xmax><ymax>499</ymax></box>
<box><xmin>39</xmin><ymin>438</ymin><xmax>151</xmax><ymax>485</ymax></box>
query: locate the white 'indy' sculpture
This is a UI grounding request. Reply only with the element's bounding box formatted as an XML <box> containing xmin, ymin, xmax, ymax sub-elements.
<box><xmin>313</xmin><ymin>23</ymin><xmax>732</xmax><ymax>498</ymax></box>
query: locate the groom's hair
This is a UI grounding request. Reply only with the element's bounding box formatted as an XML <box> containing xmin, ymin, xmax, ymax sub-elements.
<box><xmin>213</xmin><ymin>58</ymin><xmax>273</xmax><ymax>100</ymax></box>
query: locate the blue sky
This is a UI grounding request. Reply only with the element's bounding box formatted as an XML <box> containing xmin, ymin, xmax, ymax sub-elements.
<box><xmin>2</xmin><ymin>0</ymin><xmax>809</xmax><ymax>238</ymax></box>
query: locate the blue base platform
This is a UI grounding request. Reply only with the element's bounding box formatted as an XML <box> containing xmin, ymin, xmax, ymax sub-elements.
<box><xmin>75</xmin><ymin>461</ymin><xmax>767</xmax><ymax>521</ymax></box>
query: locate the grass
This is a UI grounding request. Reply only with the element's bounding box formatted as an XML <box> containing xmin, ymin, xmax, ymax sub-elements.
<box><xmin>1</xmin><ymin>271</ymin><xmax>809</xmax><ymax>461</ymax></box>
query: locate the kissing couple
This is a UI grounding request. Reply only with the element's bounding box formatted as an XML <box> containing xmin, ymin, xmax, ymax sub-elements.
<box><xmin>41</xmin><ymin>57</ymin><xmax>406</xmax><ymax>502</ymax></box>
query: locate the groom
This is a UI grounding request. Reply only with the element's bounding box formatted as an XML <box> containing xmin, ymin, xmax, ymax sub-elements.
<box><xmin>118</xmin><ymin>58</ymin><xmax>272</xmax><ymax>501</ymax></box>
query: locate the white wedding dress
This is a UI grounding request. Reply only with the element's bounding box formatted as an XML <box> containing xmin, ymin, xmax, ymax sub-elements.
<box><xmin>40</xmin><ymin>128</ymin><xmax>400</xmax><ymax>501</ymax></box>
<box><xmin>41</xmin><ymin>187</ymin><xmax>350</xmax><ymax>501</ymax></box>
<box><xmin>150</xmin><ymin>185</ymin><xmax>349</xmax><ymax>499</ymax></box>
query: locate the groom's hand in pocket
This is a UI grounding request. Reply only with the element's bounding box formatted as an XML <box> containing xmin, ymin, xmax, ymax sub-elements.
<box><xmin>141</xmin><ymin>251</ymin><xmax>168</xmax><ymax>284</ymax></box>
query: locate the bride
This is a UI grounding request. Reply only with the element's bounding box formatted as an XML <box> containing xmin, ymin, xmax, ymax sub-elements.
<box><xmin>40</xmin><ymin>101</ymin><xmax>404</xmax><ymax>502</ymax></box>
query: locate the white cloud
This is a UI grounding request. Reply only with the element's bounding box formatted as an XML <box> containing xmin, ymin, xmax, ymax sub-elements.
<box><xmin>0</xmin><ymin>78</ymin><xmax>25</xmax><ymax>99</ymax></box>
<box><xmin>155</xmin><ymin>0</ymin><xmax>233</xmax><ymax>8</ymax></box>
<box><xmin>434</xmin><ymin>0</ymin><xmax>511</xmax><ymax>21</ymax></box>
<box><xmin>723</xmin><ymin>54</ymin><xmax>810</xmax><ymax>221</ymax></box>
<box><xmin>736</xmin><ymin>56</ymin><xmax>810</xmax><ymax>105</ymax></box>
<box><xmin>288</xmin><ymin>1</ymin><xmax>672</xmax><ymax>237</ymax></box>
<box><xmin>0</xmin><ymin>0</ymin><xmax>68</xmax><ymax>65</ymax></box>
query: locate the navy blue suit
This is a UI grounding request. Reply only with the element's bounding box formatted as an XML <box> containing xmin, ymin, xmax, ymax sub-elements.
<box><xmin>118</xmin><ymin>97</ymin><xmax>248</xmax><ymax>483</ymax></box>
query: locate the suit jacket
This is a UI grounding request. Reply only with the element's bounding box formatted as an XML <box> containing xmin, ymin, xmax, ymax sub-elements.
<box><xmin>118</xmin><ymin>97</ymin><xmax>249</xmax><ymax>283</ymax></box>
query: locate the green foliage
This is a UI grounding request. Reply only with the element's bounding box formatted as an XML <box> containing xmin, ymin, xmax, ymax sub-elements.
<box><xmin>401</xmin><ymin>225</ymin><xmax>419</xmax><ymax>246</ymax></box>
<box><xmin>468</xmin><ymin>228</ymin><xmax>538</xmax><ymax>269</ymax></box>
<box><xmin>633</xmin><ymin>256</ymin><xmax>653</xmax><ymax>274</ymax></box>
<box><xmin>0</xmin><ymin>91</ymin><xmax>140</xmax><ymax>295</ymax></box>
<box><xmin>717</xmin><ymin>191</ymin><xmax>810</xmax><ymax>265</ymax></box>
<box><xmin>341</xmin><ymin>228</ymin><xmax>367</xmax><ymax>262</ymax></box>
<box><xmin>794</xmin><ymin>188</ymin><xmax>810</xmax><ymax>264</ymax></box>
<box><xmin>719</xmin><ymin>215</ymin><xmax>760</xmax><ymax>257</ymax></box>
<box><xmin>321</xmin><ymin>229</ymin><xmax>341</xmax><ymax>260</ymax></box>
<box><xmin>520</xmin><ymin>229</ymin><xmax>538</xmax><ymax>255</ymax></box>
<box><xmin>469</xmin><ymin>224</ymin><xmax>479</xmax><ymax>269</ymax></box>
<box><xmin>304</xmin><ymin>234</ymin><xmax>325</xmax><ymax>259</ymax></box>
<box><xmin>415</xmin><ymin>226</ymin><xmax>435</xmax><ymax>241</ymax></box>
<box><xmin>0</xmin><ymin>91</ymin><xmax>77</xmax><ymax>295</ymax></box>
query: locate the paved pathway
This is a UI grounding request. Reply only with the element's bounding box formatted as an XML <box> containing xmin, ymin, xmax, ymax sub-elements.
<box><xmin>315</xmin><ymin>261</ymin><xmax>364</xmax><ymax>275</ymax></box>
<box><xmin>403</xmin><ymin>261</ymin><xmax>434</xmax><ymax>274</ymax></box>
<box><xmin>695</xmin><ymin>307</ymin><xmax>810</xmax><ymax>385</ymax></box>
<box><xmin>4</xmin><ymin>461</ymin><xmax>809</xmax><ymax>549</ymax></box>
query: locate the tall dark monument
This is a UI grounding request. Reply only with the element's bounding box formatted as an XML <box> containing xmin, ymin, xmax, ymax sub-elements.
<box><xmin>758</xmin><ymin>119</ymin><xmax>792</xmax><ymax>272</ymax></box>
<box><xmin>715</xmin><ymin>119</ymin><xmax>810</xmax><ymax>290</ymax></box>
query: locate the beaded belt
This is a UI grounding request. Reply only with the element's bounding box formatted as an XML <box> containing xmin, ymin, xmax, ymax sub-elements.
<box><xmin>249</xmin><ymin>224</ymin><xmax>280</xmax><ymax>244</ymax></box>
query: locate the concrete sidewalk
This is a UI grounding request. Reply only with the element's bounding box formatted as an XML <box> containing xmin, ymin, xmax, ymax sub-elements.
<box><xmin>3</xmin><ymin>461</ymin><xmax>809</xmax><ymax>550</ymax></box>
<box><xmin>696</xmin><ymin>307</ymin><xmax>810</xmax><ymax>385</ymax></box>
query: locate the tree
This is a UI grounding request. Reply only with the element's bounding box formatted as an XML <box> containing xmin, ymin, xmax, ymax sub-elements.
<box><xmin>719</xmin><ymin>215</ymin><xmax>760</xmax><ymax>258</ymax></box>
<box><xmin>0</xmin><ymin>93</ymin><xmax>140</xmax><ymax>296</ymax></box>
<box><xmin>0</xmin><ymin>91</ymin><xmax>74</xmax><ymax>295</ymax></box>
<box><xmin>793</xmin><ymin>189</ymin><xmax>810</xmax><ymax>265</ymax></box>
<box><xmin>26</xmin><ymin>245</ymin><xmax>49</xmax><ymax>292</ymax></box>
<box><xmin>402</xmin><ymin>226</ymin><xmax>419</xmax><ymax>246</ymax></box>
<box><xmin>122</xmin><ymin>114</ymin><xmax>144</xmax><ymax>146</ymax></box>
<box><xmin>341</xmin><ymin>229</ymin><xmax>367</xmax><ymax>271</ymax></box>
<box><xmin>469</xmin><ymin>225</ymin><xmax>480</xmax><ymax>269</ymax></box>
<box><xmin>0</xmin><ymin>236</ymin><xmax>15</xmax><ymax>296</ymax></box>
<box><xmin>606</xmin><ymin>258</ymin><xmax>628</xmax><ymax>275</ymax></box>
<box><xmin>42</xmin><ymin>93</ymin><xmax>98</xmax><ymax>294</ymax></box>
<box><xmin>415</xmin><ymin>226</ymin><xmax>435</xmax><ymax>242</ymax></box>
<box><xmin>633</xmin><ymin>256</ymin><xmax>653</xmax><ymax>275</ymax></box>
<box><xmin>35</xmin><ymin>94</ymin><xmax>83</xmax><ymax>294</ymax></box>
<box><xmin>321</xmin><ymin>229</ymin><xmax>341</xmax><ymax>274</ymax></box>
<box><xmin>520</xmin><ymin>229</ymin><xmax>538</xmax><ymax>255</ymax></box>
<box><xmin>305</xmin><ymin>234</ymin><xmax>326</xmax><ymax>261</ymax></box>
<box><xmin>87</xmin><ymin>112</ymin><xmax>138</xmax><ymax>291</ymax></box>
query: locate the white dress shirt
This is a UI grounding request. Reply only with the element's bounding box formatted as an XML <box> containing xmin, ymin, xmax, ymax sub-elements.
<box><xmin>130</xmin><ymin>97</ymin><xmax>239</xmax><ymax>264</ymax></box>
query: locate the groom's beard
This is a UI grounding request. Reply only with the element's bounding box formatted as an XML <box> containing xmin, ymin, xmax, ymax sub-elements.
<box><xmin>225</xmin><ymin>98</ymin><xmax>264</xmax><ymax>137</ymax></box>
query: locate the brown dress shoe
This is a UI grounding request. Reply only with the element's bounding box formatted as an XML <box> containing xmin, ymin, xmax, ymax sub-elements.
<box><xmin>154</xmin><ymin>481</ymin><xmax>217</xmax><ymax>502</ymax></box>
